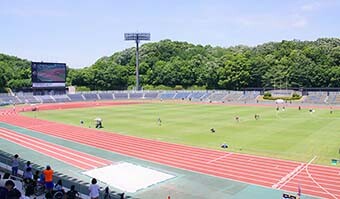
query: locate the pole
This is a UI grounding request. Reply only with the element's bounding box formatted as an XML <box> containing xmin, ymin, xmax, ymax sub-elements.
<box><xmin>135</xmin><ymin>38</ymin><xmax>140</xmax><ymax>91</ymax></box>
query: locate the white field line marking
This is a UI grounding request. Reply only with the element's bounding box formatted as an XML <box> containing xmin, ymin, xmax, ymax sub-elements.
<box><xmin>207</xmin><ymin>153</ymin><xmax>233</xmax><ymax>164</ymax></box>
<box><xmin>0</xmin><ymin>129</ymin><xmax>105</xmax><ymax>168</ymax></box>
<box><xmin>272</xmin><ymin>156</ymin><xmax>317</xmax><ymax>190</ymax></box>
<box><xmin>306</xmin><ymin>165</ymin><xmax>338</xmax><ymax>199</ymax></box>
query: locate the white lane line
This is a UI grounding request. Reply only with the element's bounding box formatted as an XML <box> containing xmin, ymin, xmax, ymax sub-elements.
<box><xmin>0</xmin><ymin>133</ymin><xmax>93</xmax><ymax>170</ymax></box>
<box><xmin>0</xmin><ymin>128</ymin><xmax>109</xmax><ymax>166</ymax></box>
<box><xmin>272</xmin><ymin>156</ymin><xmax>317</xmax><ymax>190</ymax></box>
<box><xmin>207</xmin><ymin>153</ymin><xmax>233</xmax><ymax>164</ymax></box>
<box><xmin>306</xmin><ymin>165</ymin><xmax>338</xmax><ymax>199</ymax></box>
<box><xmin>0</xmin><ymin>130</ymin><xmax>103</xmax><ymax>169</ymax></box>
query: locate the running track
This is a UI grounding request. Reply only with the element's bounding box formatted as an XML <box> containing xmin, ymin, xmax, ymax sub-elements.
<box><xmin>0</xmin><ymin>102</ymin><xmax>339</xmax><ymax>198</ymax></box>
<box><xmin>0</xmin><ymin>128</ymin><xmax>111</xmax><ymax>170</ymax></box>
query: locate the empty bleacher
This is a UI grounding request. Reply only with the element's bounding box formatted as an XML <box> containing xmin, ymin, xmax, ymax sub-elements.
<box><xmin>67</xmin><ymin>94</ymin><xmax>84</xmax><ymax>101</ymax></box>
<box><xmin>304</xmin><ymin>92</ymin><xmax>328</xmax><ymax>104</ymax></box>
<box><xmin>328</xmin><ymin>92</ymin><xmax>340</xmax><ymax>104</ymax></box>
<box><xmin>143</xmin><ymin>92</ymin><xmax>159</xmax><ymax>99</ymax></box>
<box><xmin>238</xmin><ymin>91</ymin><xmax>260</xmax><ymax>102</ymax></box>
<box><xmin>223</xmin><ymin>91</ymin><xmax>243</xmax><ymax>102</ymax></box>
<box><xmin>174</xmin><ymin>92</ymin><xmax>190</xmax><ymax>99</ymax></box>
<box><xmin>113</xmin><ymin>93</ymin><xmax>128</xmax><ymax>99</ymax></box>
<box><xmin>208</xmin><ymin>92</ymin><xmax>226</xmax><ymax>102</ymax></box>
<box><xmin>159</xmin><ymin>92</ymin><xmax>176</xmax><ymax>99</ymax></box>
<box><xmin>36</xmin><ymin>95</ymin><xmax>55</xmax><ymax>103</ymax></box>
<box><xmin>20</xmin><ymin>94</ymin><xmax>41</xmax><ymax>104</ymax></box>
<box><xmin>188</xmin><ymin>92</ymin><xmax>206</xmax><ymax>100</ymax></box>
<box><xmin>53</xmin><ymin>95</ymin><xmax>71</xmax><ymax>103</ymax></box>
<box><xmin>129</xmin><ymin>92</ymin><xmax>143</xmax><ymax>99</ymax></box>
<box><xmin>1</xmin><ymin>90</ymin><xmax>340</xmax><ymax>105</ymax></box>
<box><xmin>0</xmin><ymin>94</ymin><xmax>20</xmax><ymax>104</ymax></box>
<box><xmin>83</xmin><ymin>93</ymin><xmax>99</xmax><ymax>101</ymax></box>
<box><xmin>98</xmin><ymin>93</ymin><xmax>114</xmax><ymax>100</ymax></box>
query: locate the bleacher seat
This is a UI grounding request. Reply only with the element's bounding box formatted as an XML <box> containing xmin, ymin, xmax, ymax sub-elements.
<box><xmin>53</xmin><ymin>95</ymin><xmax>71</xmax><ymax>103</ymax></box>
<box><xmin>98</xmin><ymin>93</ymin><xmax>113</xmax><ymax>100</ymax></box>
<box><xmin>83</xmin><ymin>93</ymin><xmax>99</xmax><ymax>101</ymax></box>
<box><xmin>159</xmin><ymin>92</ymin><xmax>175</xmax><ymax>99</ymax></box>
<box><xmin>114</xmin><ymin>93</ymin><xmax>128</xmax><ymax>99</ymax></box>
<box><xmin>144</xmin><ymin>92</ymin><xmax>159</xmax><ymax>99</ymax></box>
<box><xmin>129</xmin><ymin>93</ymin><xmax>143</xmax><ymax>99</ymax></box>
<box><xmin>174</xmin><ymin>92</ymin><xmax>190</xmax><ymax>99</ymax></box>
<box><xmin>67</xmin><ymin>94</ymin><xmax>84</xmax><ymax>101</ymax></box>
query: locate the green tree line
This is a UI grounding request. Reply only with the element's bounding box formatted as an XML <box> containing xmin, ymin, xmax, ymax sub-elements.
<box><xmin>1</xmin><ymin>38</ymin><xmax>340</xmax><ymax>92</ymax></box>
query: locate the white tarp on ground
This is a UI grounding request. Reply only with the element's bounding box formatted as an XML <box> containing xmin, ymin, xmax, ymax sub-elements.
<box><xmin>83</xmin><ymin>162</ymin><xmax>175</xmax><ymax>193</ymax></box>
<box><xmin>275</xmin><ymin>99</ymin><xmax>285</xmax><ymax>104</ymax></box>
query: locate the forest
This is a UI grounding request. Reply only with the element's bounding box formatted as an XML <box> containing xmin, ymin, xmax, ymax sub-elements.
<box><xmin>0</xmin><ymin>38</ymin><xmax>339</xmax><ymax>92</ymax></box>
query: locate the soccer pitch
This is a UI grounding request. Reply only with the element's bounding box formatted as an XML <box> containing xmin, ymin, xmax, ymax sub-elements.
<box><xmin>21</xmin><ymin>102</ymin><xmax>340</xmax><ymax>165</ymax></box>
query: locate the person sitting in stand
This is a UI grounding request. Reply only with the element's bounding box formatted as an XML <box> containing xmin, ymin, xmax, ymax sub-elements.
<box><xmin>66</xmin><ymin>185</ymin><xmax>79</xmax><ymax>199</ymax></box>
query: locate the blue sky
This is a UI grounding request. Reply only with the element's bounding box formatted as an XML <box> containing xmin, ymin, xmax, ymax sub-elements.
<box><xmin>0</xmin><ymin>0</ymin><xmax>339</xmax><ymax>68</ymax></box>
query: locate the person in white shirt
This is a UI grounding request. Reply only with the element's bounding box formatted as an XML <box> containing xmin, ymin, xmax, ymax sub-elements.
<box><xmin>88</xmin><ymin>178</ymin><xmax>100</xmax><ymax>199</ymax></box>
<box><xmin>11</xmin><ymin>154</ymin><xmax>19</xmax><ymax>176</ymax></box>
<box><xmin>23</xmin><ymin>161</ymin><xmax>32</xmax><ymax>179</ymax></box>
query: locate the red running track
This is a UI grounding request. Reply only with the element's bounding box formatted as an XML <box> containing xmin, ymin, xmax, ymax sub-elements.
<box><xmin>0</xmin><ymin>102</ymin><xmax>340</xmax><ymax>198</ymax></box>
<box><xmin>0</xmin><ymin>128</ymin><xmax>111</xmax><ymax>170</ymax></box>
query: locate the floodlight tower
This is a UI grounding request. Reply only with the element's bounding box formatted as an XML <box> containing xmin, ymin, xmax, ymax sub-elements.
<box><xmin>124</xmin><ymin>33</ymin><xmax>151</xmax><ymax>90</ymax></box>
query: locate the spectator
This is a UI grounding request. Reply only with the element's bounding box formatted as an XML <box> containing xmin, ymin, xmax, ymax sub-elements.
<box><xmin>24</xmin><ymin>161</ymin><xmax>31</xmax><ymax>170</ymax></box>
<box><xmin>53</xmin><ymin>180</ymin><xmax>64</xmax><ymax>193</ymax></box>
<box><xmin>43</xmin><ymin>165</ymin><xmax>54</xmax><ymax>191</ymax></box>
<box><xmin>89</xmin><ymin>178</ymin><xmax>100</xmax><ymax>199</ymax></box>
<box><xmin>23</xmin><ymin>178</ymin><xmax>35</xmax><ymax>197</ymax></box>
<box><xmin>23</xmin><ymin>167</ymin><xmax>33</xmax><ymax>179</ymax></box>
<box><xmin>66</xmin><ymin>185</ymin><xmax>79</xmax><ymax>199</ymax></box>
<box><xmin>0</xmin><ymin>184</ymin><xmax>8</xmax><ymax>199</ymax></box>
<box><xmin>11</xmin><ymin>154</ymin><xmax>19</xmax><ymax>176</ymax></box>
<box><xmin>0</xmin><ymin>173</ymin><xmax>10</xmax><ymax>187</ymax></box>
<box><xmin>33</xmin><ymin>170</ymin><xmax>40</xmax><ymax>182</ymax></box>
<box><xmin>4</xmin><ymin>180</ymin><xmax>21</xmax><ymax>199</ymax></box>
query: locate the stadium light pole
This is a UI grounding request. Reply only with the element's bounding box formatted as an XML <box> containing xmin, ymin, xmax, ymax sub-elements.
<box><xmin>124</xmin><ymin>33</ymin><xmax>151</xmax><ymax>90</ymax></box>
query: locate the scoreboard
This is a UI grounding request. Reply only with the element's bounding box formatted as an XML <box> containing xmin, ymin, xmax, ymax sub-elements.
<box><xmin>31</xmin><ymin>62</ymin><xmax>66</xmax><ymax>88</ymax></box>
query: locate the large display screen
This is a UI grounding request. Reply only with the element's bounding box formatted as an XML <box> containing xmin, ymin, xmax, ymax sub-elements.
<box><xmin>31</xmin><ymin>62</ymin><xmax>66</xmax><ymax>88</ymax></box>
<box><xmin>31</xmin><ymin>62</ymin><xmax>66</xmax><ymax>82</ymax></box>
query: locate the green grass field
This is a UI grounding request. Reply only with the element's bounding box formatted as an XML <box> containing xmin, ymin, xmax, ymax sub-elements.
<box><xmin>21</xmin><ymin>102</ymin><xmax>340</xmax><ymax>165</ymax></box>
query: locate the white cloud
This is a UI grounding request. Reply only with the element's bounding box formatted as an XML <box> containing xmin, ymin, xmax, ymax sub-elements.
<box><xmin>5</xmin><ymin>8</ymin><xmax>68</xmax><ymax>17</ymax></box>
<box><xmin>301</xmin><ymin>1</ymin><xmax>322</xmax><ymax>11</ymax></box>
<box><xmin>291</xmin><ymin>17</ymin><xmax>308</xmax><ymax>28</ymax></box>
<box><xmin>299</xmin><ymin>0</ymin><xmax>340</xmax><ymax>12</ymax></box>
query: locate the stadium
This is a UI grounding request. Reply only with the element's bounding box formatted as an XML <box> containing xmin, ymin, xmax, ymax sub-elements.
<box><xmin>1</xmin><ymin>1</ymin><xmax>340</xmax><ymax>199</ymax></box>
<box><xmin>1</xmin><ymin>87</ymin><xmax>340</xmax><ymax>199</ymax></box>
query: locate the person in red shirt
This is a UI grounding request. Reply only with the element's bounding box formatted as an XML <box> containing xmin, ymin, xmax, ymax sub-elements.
<box><xmin>43</xmin><ymin>165</ymin><xmax>54</xmax><ymax>191</ymax></box>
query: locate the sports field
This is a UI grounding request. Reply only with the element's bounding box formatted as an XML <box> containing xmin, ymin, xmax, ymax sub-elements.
<box><xmin>21</xmin><ymin>102</ymin><xmax>340</xmax><ymax>165</ymax></box>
